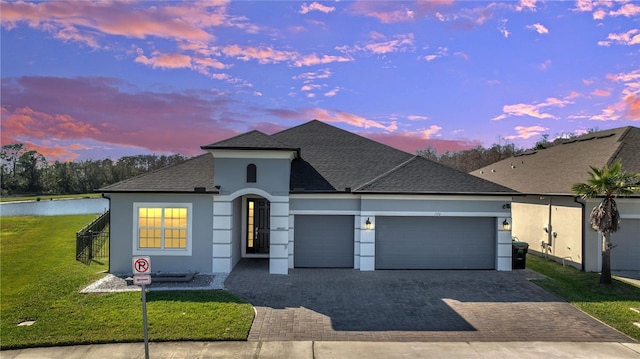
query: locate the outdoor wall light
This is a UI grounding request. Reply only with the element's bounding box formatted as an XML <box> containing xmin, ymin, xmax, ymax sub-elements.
<box><xmin>502</xmin><ymin>219</ymin><xmax>511</xmax><ymax>231</ymax></box>
<box><xmin>365</xmin><ymin>217</ymin><xmax>372</xmax><ymax>230</ymax></box>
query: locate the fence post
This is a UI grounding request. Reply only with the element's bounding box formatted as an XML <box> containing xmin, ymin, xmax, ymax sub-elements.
<box><xmin>88</xmin><ymin>230</ymin><xmax>93</xmax><ymax>261</ymax></box>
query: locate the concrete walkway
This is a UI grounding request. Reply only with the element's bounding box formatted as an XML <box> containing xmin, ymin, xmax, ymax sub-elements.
<box><xmin>4</xmin><ymin>341</ymin><xmax>640</xmax><ymax>358</ymax></box>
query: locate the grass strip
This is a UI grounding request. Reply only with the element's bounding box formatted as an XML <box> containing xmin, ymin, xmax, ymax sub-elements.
<box><xmin>527</xmin><ymin>254</ymin><xmax>640</xmax><ymax>341</ymax></box>
<box><xmin>1</xmin><ymin>215</ymin><xmax>254</xmax><ymax>349</ymax></box>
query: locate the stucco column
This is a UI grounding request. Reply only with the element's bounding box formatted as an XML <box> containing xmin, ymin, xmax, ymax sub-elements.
<box><xmin>269</xmin><ymin>196</ymin><xmax>290</xmax><ymax>275</ymax></box>
<box><xmin>212</xmin><ymin>199</ymin><xmax>233</xmax><ymax>273</ymax></box>
<box><xmin>359</xmin><ymin>215</ymin><xmax>375</xmax><ymax>271</ymax></box>
<box><xmin>496</xmin><ymin>217</ymin><xmax>512</xmax><ymax>271</ymax></box>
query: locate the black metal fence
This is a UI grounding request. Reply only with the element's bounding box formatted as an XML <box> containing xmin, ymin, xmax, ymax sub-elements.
<box><xmin>76</xmin><ymin>210</ymin><xmax>109</xmax><ymax>265</ymax></box>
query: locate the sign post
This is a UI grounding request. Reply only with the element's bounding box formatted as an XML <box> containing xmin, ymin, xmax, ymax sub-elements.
<box><xmin>132</xmin><ymin>257</ymin><xmax>151</xmax><ymax>359</ymax></box>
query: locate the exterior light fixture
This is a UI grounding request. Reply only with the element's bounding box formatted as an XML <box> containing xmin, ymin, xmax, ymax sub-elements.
<box><xmin>502</xmin><ymin>219</ymin><xmax>511</xmax><ymax>231</ymax></box>
<box><xmin>365</xmin><ymin>218</ymin><xmax>372</xmax><ymax>230</ymax></box>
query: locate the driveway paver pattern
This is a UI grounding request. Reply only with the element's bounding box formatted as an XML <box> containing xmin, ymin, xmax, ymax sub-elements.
<box><xmin>224</xmin><ymin>259</ymin><xmax>634</xmax><ymax>342</ymax></box>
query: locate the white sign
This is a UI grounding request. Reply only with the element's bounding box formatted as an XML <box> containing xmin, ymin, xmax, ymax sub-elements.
<box><xmin>133</xmin><ymin>274</ymin><xmax>152</xmax><ymax>285</ymax></box>
<box><xmin>133</xmin><ymin>256</ymin><xmax>151</xmax><ymax>274</ymax></box>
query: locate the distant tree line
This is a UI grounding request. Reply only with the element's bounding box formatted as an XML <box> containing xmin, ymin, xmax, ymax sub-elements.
<box><xmin>417</xmin><ymin>130</ymin><xmax>597</xmax><ymax>173</ymax></box>
<box><xmin>1</xmin><ymin>130</ymin><xmax>595</xmax><ymax>196</ymax></box>
<box><xmin>0</xmin><ymin>143</ymin><xmax>188</xmax><ymax>196</ymax></box>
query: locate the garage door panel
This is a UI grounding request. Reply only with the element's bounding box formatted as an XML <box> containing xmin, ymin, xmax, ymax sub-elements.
<box><xmin>612</xmin><ymin>219</ymin><xmax>640</xmax><ymax>271</ymax></box>
<box><xmin>376</xmin><ymin>216</ymin><xmax>495</xmax><ymax>269</ymax></box>
<box><xmin>294</xmin><ymin>215</ymin><xmax>354</xmax><ymax>268</ymax></box>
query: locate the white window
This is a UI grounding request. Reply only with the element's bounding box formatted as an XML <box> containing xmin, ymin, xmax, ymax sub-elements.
<box><xmin>133</xmin><ymin>203</ymin><xmax>192</xmax><ymax>256</ymax></box>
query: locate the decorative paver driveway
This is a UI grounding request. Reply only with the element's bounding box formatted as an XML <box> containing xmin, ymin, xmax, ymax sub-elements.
<box><xmin>224</xmin><ymin>259</ymin><xmax>634</xmax><ymax>342</ymax></box>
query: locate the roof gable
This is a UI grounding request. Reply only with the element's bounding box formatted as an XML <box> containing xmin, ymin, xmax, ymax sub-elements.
<box><xmin>472</xmin><ymin>126</ymin><xmax>639</xmax><ymax>195</ymax></box>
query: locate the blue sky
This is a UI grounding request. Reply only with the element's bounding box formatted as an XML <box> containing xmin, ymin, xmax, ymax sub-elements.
<box><xmin>1</xmin><ymin>0</ymin><xmax>639</xmax><ymax>162</ymax></box>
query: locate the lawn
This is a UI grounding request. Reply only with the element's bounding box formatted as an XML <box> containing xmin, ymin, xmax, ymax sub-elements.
<box><xmin>527</xmin><ymin>254</ymin><xmax>640</xmax><ymax>341</ymax></box>
<box><xmin>0</xmin><ymin>215</ymin><xmax>254</xmax><ymax>350</ymax></box>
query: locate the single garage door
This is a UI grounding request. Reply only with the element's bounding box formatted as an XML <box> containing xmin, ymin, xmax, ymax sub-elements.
<box><xmin>611</xmin><ymin>219</ymin><xmax>640</xmax><ymax>271</ymax></box>
<box><xmin>376</xmin><ymin>216</ymin><xmax>495</xmax><ymax>269</ymax></box>
<box><xmin>294</xmin><ymin>215</ymin><xmax>354</xmax><ymax>268</ymax></box>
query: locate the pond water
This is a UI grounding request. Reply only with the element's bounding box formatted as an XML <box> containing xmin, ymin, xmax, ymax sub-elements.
<box><xmin>0</xmin><ymin>198</ymin><xmax>109</xmax><ymax>217</ymax></box>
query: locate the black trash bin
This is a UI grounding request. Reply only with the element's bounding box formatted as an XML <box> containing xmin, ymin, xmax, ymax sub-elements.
<box><xmin>512</xmin><ymin>241</ymin><xmax>529</xmax><ymax>269</ymax></box>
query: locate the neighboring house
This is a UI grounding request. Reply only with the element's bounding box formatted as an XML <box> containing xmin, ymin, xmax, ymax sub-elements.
<box><xmin>472</xmin><ymin>126</ymin><xmax>640</xmax><ymax>273</ymax></box>
<box><xmin>100</xmin><ymin>120</ymin><xmax>515</xmax><ymax>275</ymax></box>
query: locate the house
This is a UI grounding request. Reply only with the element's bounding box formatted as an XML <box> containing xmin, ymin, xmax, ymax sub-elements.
<box><xmin>100</xmin><ymin>120</ymin><xmax>516</xmax><ymax>275</ymax></box>
<box><xmin>472</xmin><ymin>126</ymin><xmax>640</xmax><ymax>273</ymax></box>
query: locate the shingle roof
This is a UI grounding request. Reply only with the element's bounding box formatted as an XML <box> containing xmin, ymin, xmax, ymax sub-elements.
<box><xmin>471</xmin><ymin>126</ymin><xmax>640</xmax><ymax>195</ymax></box>
<box><xmin>201</xmin><ymin>130</ymin><xmax>297</xmax><ymax>151</ymax></box>
<box><xmin>356</xmin><ymin>156</ymin><xmax>514</xmax><ymax>194</ymax></box>
<box><xmin>98</xmin><ymin>154</ymin><xmax>216</xmax><ymax>193</ymax></box>
<box><xmin>272</xmin><ymin>120</ymin><xmax>414</xmax><ymax>192</ymax></box>
<box><xmin>100</xmin><ymin>120</ymin><xmax>518</xmax><ymax>194</ymax></box>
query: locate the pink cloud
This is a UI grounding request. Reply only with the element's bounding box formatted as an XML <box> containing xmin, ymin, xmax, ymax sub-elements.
<box><xmin>625</xmin><ymin>94</ymin><xmax>640</xmax><ymax>120</ymax></box>
<box><xmin>366</xmin><ymin>132</ymin><xmax>481</xmax><ymax>155</ymax></box>
<box><xmin>218</xmin><ymin>45</ymin><xmax>351</xmax><ymax>67</ymax></box>
<box><xmin>362</xmin><ymin>33</ymin><xmax>415</xmax><ymax>54</ymax></box>
<box><xmin>0</xmin><ymin>1</ymin><xmax>221</xmax><ymax>44</ymax></box>
<box><xmin>1</xmin><ymin>76</ymin><xmax>242</xmax><ymax>160</ymax></box>
<box><xmin>591</xmin><ymin>89</ymin><xmax>611</xmax><ymax>97</ymax></box>
<box><xmin>299</xmin><ymin>2</ymin><xmax>335</xmax><ymax>14</ymax></box>
<box><xmin>516</xmin><ymin>0</ymin><xmax>538</xmax><ymax>12</ymax></box>
<box><xmin>598</xmin><ymin>29</ymin><xmax>640</xmax><ymax>46</ymax></box>
<box><xmin>609</xmin><ymin>3</ymin><xmax>640</xmax><ymax>17</ymax></box>
<box><xmin>504</xmin><ymin>125</ymin><xmax>549</xmax><ymax>140</ymax></box>
<box><xmin>135</xmin><ymin>53</ymin><xmax>192</xmax><ymax>69</ymax></box>
<box><xmin>263</xmin><ymin>107</ymin><xmax>396</xmax><ymax>131</ymax></box>
<box><xmin>526</xmin><ymin>23</ymin><xmax>549</xmax><ymax>34</ymax></box>
<box><xmin>492</xmin><ymin>97</ymin><xmax>571</xmax><ymax>121</ymax></box>
<box><xmin>350</xmin><ymin>1</ymin><xmax>453</xmax><ymax>23</ymax></box>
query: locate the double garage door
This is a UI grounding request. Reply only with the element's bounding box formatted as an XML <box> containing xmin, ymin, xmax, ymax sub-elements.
<box><xmin>294</xmin><ymin>215</ymin><xmax>496</xmax><ymax>269</ymax></box>
<box><xmin>375</xmin><ymin>216</ymin><xmax>495</xmax><ymax>269</ymax></box>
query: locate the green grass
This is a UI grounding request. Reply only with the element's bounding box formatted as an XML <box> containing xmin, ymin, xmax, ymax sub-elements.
<box><xmin>0</xmin><ymin>215</ymin><xmax>254</xmax><ymax>349</ymax></box>
<box><xmin>0</xmin><ymin>193</ymin><xmax>102</xmax><ymax>202</ymax></box>
<box><xmin>527</xmin><ymin>254</ymin><xmax>640</xmax><ymax>341</ymax></box>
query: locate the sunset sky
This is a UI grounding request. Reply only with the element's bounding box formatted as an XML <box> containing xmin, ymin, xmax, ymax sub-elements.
<box><xmin>1</xmin><ymin>0</ymin><xmax>639</xmax><ymax>162</ymax></box>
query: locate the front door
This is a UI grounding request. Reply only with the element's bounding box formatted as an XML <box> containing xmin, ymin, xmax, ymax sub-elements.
<box><xmin>247</xmin><ymin>198</ymin><xmax>270</xmax><ymax>254</ymax></box>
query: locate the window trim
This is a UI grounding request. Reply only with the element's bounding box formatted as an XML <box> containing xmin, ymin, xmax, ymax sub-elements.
<box><xmin>132</xmin><ymin>202</ymin><xmax>193</xmax><ymax>256</ymax></box>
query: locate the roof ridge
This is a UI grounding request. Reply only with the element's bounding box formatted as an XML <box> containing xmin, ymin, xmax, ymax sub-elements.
<box><xmin>354</xmin><ymin>156</ymin><xmax>418</xmax><ymax>191</ymax></box>
<box><xmin>607</xmin><ymin>126</ymin><xmax>633</xmax><ymax>167</ymax></box>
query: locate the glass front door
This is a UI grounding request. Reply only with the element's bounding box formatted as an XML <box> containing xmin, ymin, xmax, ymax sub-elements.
<box><xmin>247</xmin><ymin>198</ymin><xmax>270</xmax><ymax>254</ymax></box>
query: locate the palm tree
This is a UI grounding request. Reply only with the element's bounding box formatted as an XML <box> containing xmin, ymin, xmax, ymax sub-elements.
<box><xmin>571</xmin><ymin>160</ymin><xmax>639</xmax><ymax>285</ymax></box>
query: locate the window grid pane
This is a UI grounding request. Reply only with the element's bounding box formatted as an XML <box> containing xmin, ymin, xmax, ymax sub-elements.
<box><xmin>138</xmin><ymin>206</ymin><xmax>187</xmax><ymax>250</ymax></box>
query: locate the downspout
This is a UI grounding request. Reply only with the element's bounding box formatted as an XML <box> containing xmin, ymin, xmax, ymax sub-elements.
<box><xmin>547</xmin><ymin>197</ymin><xmax>552</xmax><ymax>254</ymax></box>
<box><xmin>101</xmin><ymin>193</ymin><xmax>111</xmax><ymax>273</ymax></box>
<box><xmin>574</xmin><ymin>196</ymin><xmax>586</xmax><ymax>271</ymax></box>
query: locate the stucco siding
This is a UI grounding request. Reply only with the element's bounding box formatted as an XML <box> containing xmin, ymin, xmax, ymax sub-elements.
<box><xmin>361</xmin><ymin>197</ymin><xmax>509</xmax><ymax>215</ymax></box>
<box><xmin>512</xmin><ymin>196</ymin><xmax>583</xmax><ymax>270</ymax></box>
<box><xmin>214</xmin><ymin>158</ymin><xmax>291</xmax><ymax>196</ymax></box>
<box><xmin>231</xmin><ymin>196</ymin><xmax>242</xmax><ymax>269</ymax></box>
<box><xmin>289</xmin><ymin>197</ymin><xmax>360</xmax><ymax>213</ymax></box>
<box><xmin>108</xmin><ymin>193</ymin><xmax>213</xmax><ymax>275</ymax></box>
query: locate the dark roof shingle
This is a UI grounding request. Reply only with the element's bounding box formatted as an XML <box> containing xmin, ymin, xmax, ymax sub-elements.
<box><xmin>101</xmin><ymin>120</ymin><xmax>518</xmax><ymax>194</ymax></box>
<box><xmin>472</xmin><ymin>126</ymin><xmax>640</xmax><ymax>195</ymax></box>
<box><xmin>99</xmin><ymin>154</ymin><xmax>215</xmax><ymax>193</ymax></box>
